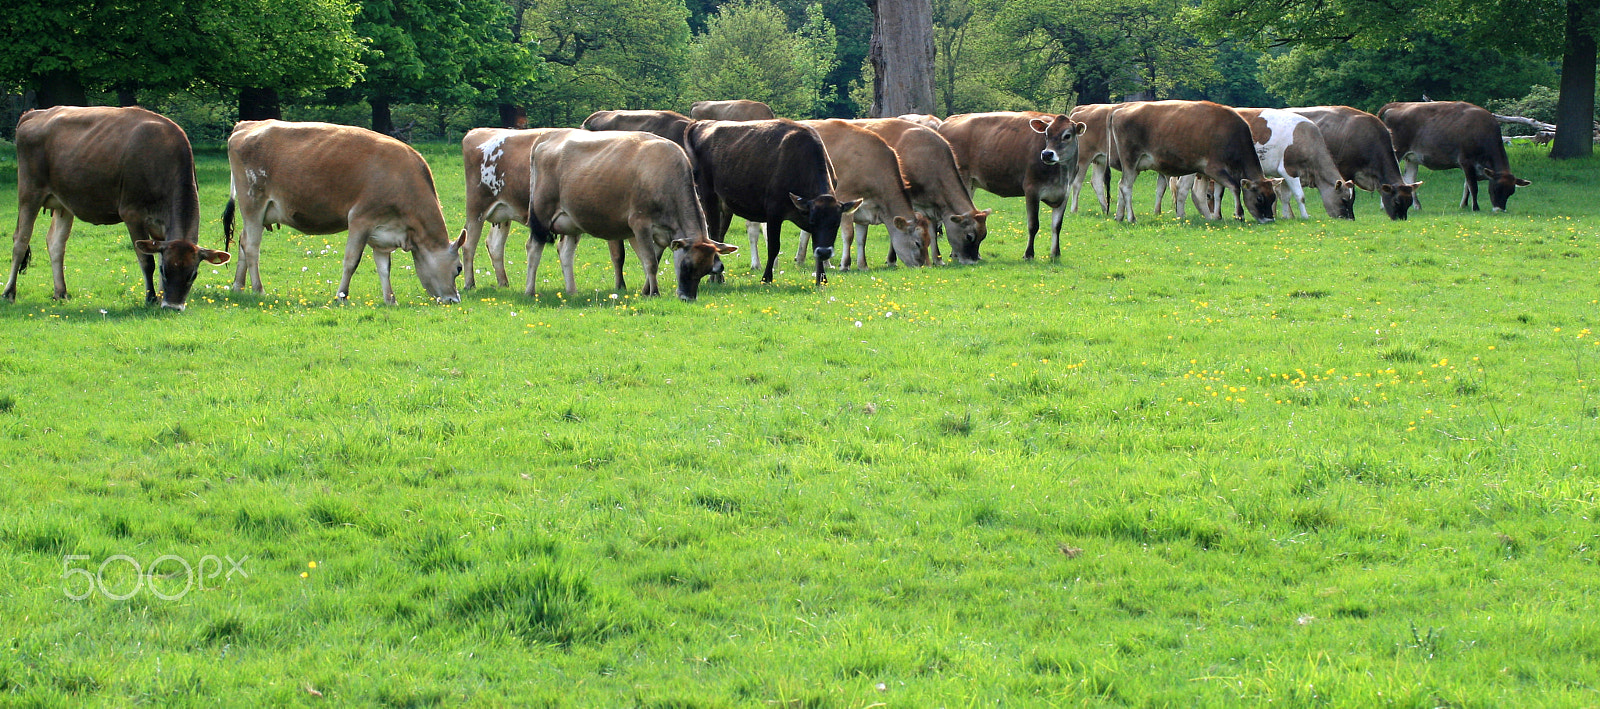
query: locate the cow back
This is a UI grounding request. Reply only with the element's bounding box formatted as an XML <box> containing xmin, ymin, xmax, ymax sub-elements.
<box><xmin>938</xmin><ymin>112</ymin><xmax>1056</xmax><ymax>198</ymax></box>
<box><xmin>690</xmin><ymin>100</ymin><xmax>776</xmax><ymax>121</ymax></box>
<box><xmin>686</xmin><ymin>119</ymin><xmax>835</xmax><ymax>226</ymax></box>
<box><xmin>1379</xmin><ymin>101</ymin><xmax>1510</xmax><ymax>172</ymax></box>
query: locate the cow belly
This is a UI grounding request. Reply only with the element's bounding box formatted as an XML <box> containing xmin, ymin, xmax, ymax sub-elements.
<box><xmin>41</xmin><ymin>193</ymin><xmax>123</xmax><ymax>225</ymax></box>
<box><xmin>264</xmin><ymin>201</ymin><xmax>347</xmax><ymax>235</ymax></box>
<box><xmin>366</xmin><ymin>223</ymin><xmax>409</xmax><ymax>251</ymax></box>
<box><xmin>483</xmin><ymin>201</ymin><xmax>523</xmax><ymax>226</ymax></box>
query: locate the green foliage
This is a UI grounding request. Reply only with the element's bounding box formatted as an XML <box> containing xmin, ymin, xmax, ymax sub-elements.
<box><xmin>522</xmin><ymin>0</ymin><xmax>692</xmax><ymax>125</ymax></box>
<box><xmin>687</xmin><ymin>0</ymin><xmax>837</xmax><ymax>117</ymax></box>
<box><xmin>351</xmin><ymin>0</ymin><xmax>542</xmax><ymax>109</ymax></box>
<box><xmin>192</xmin><ymin>0</ymin><xmax>364</xmax><ymax>93</ymax></box>
<box><xmin>1487</xmin><ymin>84</ymin><xmax>1600</xmax><ymax>135</ymax></box>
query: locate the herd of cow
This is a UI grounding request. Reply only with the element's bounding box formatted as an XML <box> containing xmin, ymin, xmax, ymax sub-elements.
<box><xmin>1</xmin><ymin>97</ymin><xmax>1529</xmax><ymax>310</ymax></box>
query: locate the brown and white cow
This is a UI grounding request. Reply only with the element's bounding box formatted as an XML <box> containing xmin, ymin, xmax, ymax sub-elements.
<box><xmin>223</xmin><ymin>120</ymin><xmax>462</xmax><ymax>305</ymax></box>
<box><xmin>851</xmin><ymin>117</ymin><xmax>991</xmax><ymax>264</ymax></box>
<box><xmin>4</xmin><ymin>106</ymin><xmax>229</xmax><ymax>310</ymax></box>
<box><xmin>939</xmin><ymin>111</ymin><xmax>1086</xmax><ymax>259</ymax></box>
<box><xmin>796</xmin><ymin>119</ymin><xmax>932</xmax><ymax>270</ymax></box>
<box><xmin>685</xmin><ymin>119</ymin><xmax>858</xmax><ymax>285</ymax></box>
<box><xmin>1378</xmin><ymin>101</ymin><xmax>1527</xmax><ymax>212</ymax></box>
<box><xmin>1234</xmin><ymin>108</ymin><xmax>1355</xmax><ymax>220</ymax></box>
<box><xmin>689</xmin><ymin>100</ymin><xmax>776</xmax><ymax>121</ymax></box>
<box><xmin>1065</xmin><ymin>103</ymin><xmax>1119</xmax><ymax>215</ymax></box>
<box><xmin>897</xmin><ymin>114</ymin><xmax>944</xmax><ymax>130</ymax></box>
<box><xmin>1288</xmin><ymin>106</ymin><xmax>1420</xmax><ymax>220</ymax></box>
<box><xmin>460</xmin><ymin>127</ymin><xmax>562</xmax><ymax>290</ymax></box>
<box><xmin>1110</xmin><ymin>100</ymin><xmax>1279</xmax><ymax>224</ymax></box>
<box><xmin>526</xmin><ymin>130</ymin><xmax>736</xmax><ymax>302</ymax></box>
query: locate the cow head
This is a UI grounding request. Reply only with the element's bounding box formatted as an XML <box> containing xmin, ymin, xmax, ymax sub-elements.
<box><xmin>887</xmin><ymin>213</ymin><xmax>934</xmax><ymax>267</ymax></box>
<box><xmin>789</xmin><ymin>193</ymin><xmax>862</xmax><ymax>283</ymax></box>
<box><xmin>133</xmin><ymin>240</ymin><xmax>231</xmax><ymax>311</ymax></box>
<box><xmin>945</xmin><ymin>209</ymin><xmax>992</xmax><ymax>264</ymax></box>
<box><xmin>1329</xmin><ymin>179</ymin><xmax>1357</xmax><ymax>220</ymax></box>
<box><xmin>1481</xmin><ymin>167</ymin><xmax>1530</xmax><ymax>212</ymax></box>
<box><xmin>1029</xmin><ymin>115</ymin><xmax>1087</xmax><ymax>167</ymax></box>
<box><xmin>670</xmin><ymin>238</ymin><xmax>738</xmax><ymax>301</ymax></box>
<box><xmin>1378</xmin><ymin>181</ymin><xmax>1421</xmax><ymax>220</ymax></box>
<box><xmin>1237</xmin><ymin>178</ymin><xmax>1281</xmax><ymax>224</ymax></box>
<box><xmin>412</xmin><ymin>232</ymin><xmax>465</xmax><ymax>304</ymax></box>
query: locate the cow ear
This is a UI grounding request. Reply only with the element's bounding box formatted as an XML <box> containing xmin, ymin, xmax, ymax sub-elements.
<box><xmin>670</xmin><ymin>238</ymin><xmax>690</xmax><ymax>251</ymax></box>
<box><xmin>713</xmin><ymin>241</ymin><xmax>739</xmax><ymax>254</ymax></box>
<box><xmin>1379</xmin><ymin>184</ymin><xmax>1395</xmax><ymax>194</ymax></box>
<box><xmin>1514</xmin><ymin>177</ymin><xmax>1531</xmax><ymax>186</ymax></box>
<box><xmin>789</xmin><ymin>192</ymin><xmax>809</xmax><ymax>212</ymax></box>
<box><xmin>134</xmin><ymin>240</ymin><xmax>166</xmax><ymax>255</ymax></box>
<box><xmin>1238</xmin><ymin>179</ymin><xmax>1254</xmax><ymax>191</ymax></box>
<box><xmin>452</xmin><ymin>230</ymin><xmax>467</xmax><ymax>253</ymax></box>
<box><xmin>839</xmin><ymin>198</ymin><xmax>863</xmax><ymax>212</ymax></box>
<box><xmin>975</xmin><ymin>208</ymin><xmax>993</xmax><ymax>219</ymax></box>
<box><xmin>1073</xmin><ymin>121</ymin><xmax>1088</xmax><ymax>136</ymax></box>
<box><xmin>1479</xmin><ymin>166</ymin><xmax>1496</xmax><ymax>180</ymax></box>
<box><xmin>950</xmin><ymin>213</ymin><xmax>969</xmax><ymax>225</ymax></box>
<box><xmin>1411</xmin><ymin>180</ymin><xmax>1423</xmax><ymax>188</ymax></box>
<box><xmin>893</xmin><ymin>216</ymin><xmax>910</xmax><ymax>230</ymax></box>
<box><xmin>199</xmin><ymin>248</ymin><xmax>232</xmax><ymax>265</ymax></box>
<box><xmin>1028</xmin><ymin>117</ymin><xmax>1051</xmax><ymax>134</ymax></box>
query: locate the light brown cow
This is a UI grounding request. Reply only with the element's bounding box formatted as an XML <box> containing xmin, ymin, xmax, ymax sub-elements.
<box><xmin>1110</xmin><ymin>100</ymin><xmax>1280</xmax><ymax>224</ymax></box>
<box><xmin>223</xmin><ymin>120</ymin><xmax>462</xmax><ymax>305</ymax></box>
<box><xmin>1379</xmin><ymin>101</ymin><xmax>1528</xmax><ymax>212</ymax></box>
<box><xmin>850</xmin><ymin>117</ymin><xmax>991</xmax><ymax>264</ymax></box>
<box><xmin>1065</xmin><ymin>103</ymin><xmax>1119</xmax><ymax>215</ymax></box>
<box><xmin>796</xmin><ymin>119</ymin><xmax>932</xmax><ymax>270</ymax></box>
<box><xmin>460</xmin><ymin>127</ymin><xmax>561</xmax><ymax>290</ymax></box>
<box><xmin>526</xmin><ymin>130</ymin><xmax>737</xmax><ymax>301</ymax></box>
<box><xmin>897</xmin><ymin>114</ymin><xmax>944</xmax><ymax>130</ymax></box>
<box><xmin>1288</xmin><ymin>106</ymin><xmax>1420</xmax><ymax>220</ymax></box>
<box><xmin>939</xmin><ymin>111</ymin><xmax>1086</xmax><ymax>259</ymax></box>
<box><xmin>689</xmin><ymin>100</ymin><xmax>776</xmax><ymax>121</ymax></box>
<box><xmin>1234</xmin><ymin>108</ymin><xmax>1355</xmax><ymax>220</ymax></box>
<box><xmin>4</xmin><ymin>106</ymin><xmax>230</xmax><ymax>310</ymax></box>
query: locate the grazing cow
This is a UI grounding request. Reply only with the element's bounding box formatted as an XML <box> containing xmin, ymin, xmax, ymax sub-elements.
<box><xmin>1378</xmin><ymin>101</ymin><xmax>1528</xmax><ymax>212</ymax></box>
<box><xmin>4</xmin><ymin>106</ymin><xmax>229</xmax><ymax>310</ymax></box>
<box><xmin>1110</xmin><ymin>100</ymin><xmax>1280</xmax><ymax>224</ymax></box>
<box><xmin>1234</xmin><ymin>108</ymin><xmax>1355</xmax><ymax>220</ymax></box>
<box><xmin>939</xmin><ymin>111</ymin><xmax>1086</xmax><ymax>259</ymax></box>
<box><xmin>223</xmin><ymin>120</ymin><xmax>462</xmax><ymax>305</ymax></box>
<box><xmin>460</xmin><ymin>127</ymin><xmax>564</xmax><ymax>290</ymax></box>
<box><xmin>897</xmin><ymin>114</ymin><xmax>944</xmax><ymax>130</ymax></box>
<box><xmin>689</xmin><ymin>100</ymin><xmax>776</xmax><ymax>121</ymax></box>
<box><xmin>685</xmin><ymin>119</ymin><xmax>858</xmax><ymax>285</ymax></box>
<box><xmin>1288</xmin><ymin>105</ymin><xmax>1420</xmax><ymax>220</ymax></box>
<box><xmin>581</xmin><ymin>110</ymin><xmax>695</xmax><ymax>149</ymax></box>
<box><xmin>1065</xmin><ymin>103</ymin><xmax>1119</xmax><ymax>215</ymax></box>
<box><xmin>852</xmin><ymin>117</ymin><xmax>991</xmax><ymax>264</ymax></box>
<box><xmin>526</xmin><ymin>130</ymin><xmax>736</xmax><ymax>302</ymax></box>
<box><xmin>796</xmin><ymin>119</ymin><xmax>932</xmax><ymax>270</ymax></box>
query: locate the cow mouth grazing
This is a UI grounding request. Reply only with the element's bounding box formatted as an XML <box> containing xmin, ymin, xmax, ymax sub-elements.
<box><xmin>159</xmin><ymin>301</ymin><xmax>187</xmax><ymax>312</ymax></box>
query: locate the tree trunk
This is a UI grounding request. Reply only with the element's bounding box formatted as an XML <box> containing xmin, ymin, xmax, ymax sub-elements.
<box><xmin>116</xmin><ymin>85</ymin><xmax>138</xmax><ymax>107</ymax></box>
<box><xmin>36</xmin><ymin>70</ymin><xmax>88</xmax><ymax>108</ymax></box>
<box><xmin>239</xmin><ymin>88</ymin><xmax>282</xmax><ymax>121</ymax></box>
<box><xmin>1552</xmin><ymin>0</ymin><xmax>1599</xmax><ymax>159</ymax></box>
<box><xmin>499</xmin><ymin>103</ymin><xmax>527</xmax><ymax>128</ymax></box>
<box><xmin>372</xmin><ymin>98</ymin><xmax>394</xmax><ymax>136</ymax></box>
<box><xmin>868</xmin><ymin>0</ymin><xmax>936</xmax><ymax>117</ymax></box>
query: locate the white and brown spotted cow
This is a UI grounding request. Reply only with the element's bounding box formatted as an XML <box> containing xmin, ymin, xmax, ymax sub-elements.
<box><xmin>1110</xmin><ymin>100</ymin><xmax>1280</xmax><ymax>224</ymax></box>
<box><xmin>460</xmin><ymin>127</ymin><xmax>563</xmax><ymax>290</ymax></box>
<box><xmin>526</xmin><ymin>130</ymin><xmax>737</xmax><ymax>301</ymax></box>
<box><xmin>939</xmin><ymin>111</ymin><xmax>1086</xmax><ymax>259</ymax></box>
<box><xmin>796</xmin><ymin>119</ymin><xmax>932</xmax><ymax>270</ymax></box>
<box><xmin>223</xmin><ymin>120</ymin><xmax>462</xmax><ymax>305</ymax></box>
<box><xmin>1379</xmin><ymin>101</ymin><xmax>1528</xmax><ymax>212</ymax></box>
<box><xmin>1234</xmin><ymin>108</ymin><xmax>1355</xmax><ymax>220</ymax></box>
<box><xmin>4</xmin><ymin>106</ymin><xmax>229</xmax><ymax>310</ymax></box>
<box><xmin>1288</xmin><ymin>106</ymin><xmax>1420</xmax><ymax>220</ymax></box>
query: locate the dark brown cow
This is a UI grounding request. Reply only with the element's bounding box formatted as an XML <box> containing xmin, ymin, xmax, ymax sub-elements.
<box><xmin>689</xmin><ymin>100</ymin><xmax>776</xmax><ymax>121</ymax></box>
<box><xmin>685</xmin><ymin>119</ymin><xmax>858</xmax><ymax>285</ymax></box>
<box><xmin>224</xmin><ymin>120</ymin><xmax>463</xmax><ymax>305</ymax></box>
<box><xmin>1110</xmin><ymin>100</ymin><xmax>1279</xmax><ymax>224</ymax></box>
<box><xmin>939</xmin><ymin>111</ymin><xmax>1086</xmax><ymax>259</ymax></box>
<box><xmin>527</xmin><ymin>130</ymin><xmax>736</xmax><ymax>301</ymax></box>
<box><xmin>4</xmin><ymin>106</ymin><xmax>229</xmax><ymax>310</ymax></box>
<box><xmin>1234</xmin><ymin>108</ymin><xmax>1355</xmax><ymax>220</ymax></box>
<box><xmin>1289</xmin><ymin>106</ymin><xmax>1420</xmax><ymax>220</ymax></box>
<box><xmin>1378</xmin><ymin>101</ymin><xmax>1527</xmax><ymax>212</ymax></box>
<box><xmin>851</xmin><ymin>117</ymin><xmax>991</xmax><ymax>264</ymax></box>
<box><xmin>1066</xmin><ymin>103</ymin><xmax>1119</xmax><ymax>215</ymax></box>
<box><xmin>460</xmin><ymin>127</ymin><xmax>562</xmax><ymax>290</ymax></box>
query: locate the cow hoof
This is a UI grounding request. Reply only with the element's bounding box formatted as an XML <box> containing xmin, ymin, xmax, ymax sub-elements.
<box><xmin>51</xmin><ymin>292</ymin><xmax>71</xmax><ymax>301</ymax></box>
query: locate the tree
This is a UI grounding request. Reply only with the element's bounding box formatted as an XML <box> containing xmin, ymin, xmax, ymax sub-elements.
<box><xmin>195</xmin><ymin>0</ymin><xmax>365</xmax><ymax>120</ymax></box>
<box><xmin>867</xmin><ymin>0</ymin><xmax>935</xmax><ymax>115</ymax></box>
<box><xmin>0</xmin><ymin>0</ymin><xmax>201</xmax><ymax>106</ymax></box>
<box><xmin>522</xmin><ymin>0</ymin><xmax>691</xmax><ymax>125</ymax></box>
<box><xmin>688</xmin><ymin>0</ymin><xmax>837</xmax><ymax>117</ymax></box>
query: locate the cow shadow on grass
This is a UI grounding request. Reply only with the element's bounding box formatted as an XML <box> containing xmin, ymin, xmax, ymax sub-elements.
<box><xmin>0</xmin><ymin>298</ymin><xmax>187</xmax><ymax>324</ymax></box>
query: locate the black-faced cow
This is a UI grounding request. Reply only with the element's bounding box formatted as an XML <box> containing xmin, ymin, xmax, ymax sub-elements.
<box><xmin>1379</xmin><ymin>101</ymin><xmax>1527</xmax><ymax>212</ymax></box>
<box><xmin>1288</xmin><ymin>105</ymin><xmax>1421</xmax><ymax>220</ymax></box>
<box><xmin>797</xmin><ymin>119</ymin><xmax>932</xmax><ymax>270</ymax></box>
<box><xmin>939</xmin><ymin>111</ymin><xmax>1086</xmax><ymax>259</ymax></box>
<box><xmin>1234</xmin><ymin>108</ymin><xmax>1355</xmax><ymax>220</ymax></box>
<box><xmin>1109</xmin><ymin>100</ymin><xmax>1279</xmax><ymax>224</ymax></box>
<box><xmin>689</xmin><ymin>100</ymin><xmax>776</xmax><ymax>121</ymax></box>
<box><xmin>223</xmin><ymin>120</ymin><xmax>462</xmax><ymax>305</ymax></box>
<box><xmin>4</xmin><ymin>106</ymin><xmax>229</xmax><ymax>310</ymax></box>
<box><xmin>526</xmin><ymin>130</ymin><xmax>736</xmax><ymax>302</ymax></box>
<box><xmin>684</xmin><ymin>119</ymin><xmax>858</xmax><ymax>285</ymax></box>
<box><xmin>852</xmin><ymin>117</ymin><xmax>991</xmax><ymax>264</ymax></box>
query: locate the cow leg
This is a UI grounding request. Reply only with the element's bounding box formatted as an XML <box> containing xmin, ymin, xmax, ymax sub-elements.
<box><xmin>763</xmin><ymin>220</ymin><xmax>782</xmax><ymax>284</ymax></box>
<box><xmin>335</xmin><ymin>231</ymin><xmax>365</xmax><ymax>302</ymax></box>
<box><xmin>1285</xmin><ymin>175</ymin><xmax>1308</xmax><ymax>219</ymax></box>
<box><xmin>795</xmin><ymin>230</ymin><xmax>811</xmax><ymax>266</ymax></box>
<box><xmin>1173</xmin><ymin>177</ymin><xmax>1189</xmax><ymax>219</ymax></box>
<box><xmin>747</xmin><ymin>221</ymin><xmax>763</xmax><ymax>270</ymax></box>
<box><xmin>1116</xmin><ymin>170</ymin><xmax>1138</xmax><ymax>224</ymax></box>
<box><xmin>524</xmin><ymin>233</ymin><xmax>546</xmax><ymax>297</ymax></box>
<box><xmin>1154</xmin><ymin>175</ymin><xmax>1169</xmax><ymax>215</ymax></box>
<box><xmin>1023</xmin><ymin>193</ymin><xmax>1041</xmax><ymax>258</ymax></box>
<box><xmin>461</xmin><ymin>217</ymin><xmax>485</xmax><ymax>290</ymax></box>
<box><xmin>487</xmin><ymin>221</ymin><xmax>511</xmax><ymax>288</ymax></box>
<box><xmin>373</xmin><ymin>249</ymin><xmax>397</xmax><ymax>306</ymax></box>
<box><xmin>1402</xmin><ymin>160</ymin><xmax>1422</xmax><ymax>210</ymax></box>
<box><xmin>609</xmin><ymin>238</ymin><xmax>628</xmax><ymax>292</ymax></box>
<box><xmin>931</xmin><ymin>221</ymin><xmax>944</xmax><ymax>266</ymax></box>
<box><xmin>4</xmin><ymin>202</ymin><xmax>43</xmax><ymax>302</ymax></box>
<box><xmin>1048</xmin><ymin>201</ymin><xmax>1066</xmax><ymax>259</ymax></box>
<box><xmin>232</xmin><ymin>210</ymin><xmax>267</xmax><ymax>293</ymax></box>
<box><xmin>1068</xmin><ymin>162</ymin><xmax>1085</xmax><ymax>213</ymax></box>
<box><xmin>46</xmin><ymin>209</ymin><xmax>74</xmax><ymax>300</ymax></box>
<box><xmin>126</xmin><ymin>222</ymin><xmax>159</xmax><ymax>305</ymax></box>
<box><xmin>1092</xmin><ymin>163</ymin><xmax>1112</xmax><ymax>215</ymax></box>
<box><xmin>558</xmin><ymin>234</ymin><xmax>580</xmax><ymax>295</ymax></box>
<box><xmin>1461</xmin><ymin>165</ymin><xmax>1480</xmax><ymax>211</ymax></box>
<box><xmin>630</xmin><ymin>235</ymin><xmax>659</xmax><ymax>297</ymax></box>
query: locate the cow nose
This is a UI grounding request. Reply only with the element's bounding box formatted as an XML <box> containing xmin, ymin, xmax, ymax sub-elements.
<box><xmin>160</xmin><ymin>301</ymin><xmax>186</xmax><ymax>312</ymax></box>
<box><xmin>437</xmin><ymin>294</ymin><xmax>461</xmax><ymax>304</ymax></box>
<box><xmin>814</xmin><ymin>246</ymin><xmax>834</xmax><ymax>261</ymax></box>
<box><xmin>1492</xmin><ymin>207</ymin><xmax>1504</xmax><ymax>213</ymax></box>
<box><xmin>1040</xmin><ymin>150</ymin><xmax>1058</xmax><ymax>165</ymax></box>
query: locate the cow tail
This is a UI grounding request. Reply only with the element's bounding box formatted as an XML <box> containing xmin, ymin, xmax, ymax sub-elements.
<box><xmin>222</xmin><ymin>198</ymin><xmax>236</xmax><ymax>252</ymax></box>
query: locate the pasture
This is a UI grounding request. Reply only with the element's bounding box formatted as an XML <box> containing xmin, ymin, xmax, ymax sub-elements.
<box><xmin>0</xmin><ymin>142</ymin><xmax>1597</xmax><ymax>707</ymax></box>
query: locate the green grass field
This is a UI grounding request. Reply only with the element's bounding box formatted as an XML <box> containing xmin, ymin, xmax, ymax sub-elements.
<box><xmin>1</xmin><ymin>141</ymin><xmax>1597</xmax><ymax>707</ymax></box>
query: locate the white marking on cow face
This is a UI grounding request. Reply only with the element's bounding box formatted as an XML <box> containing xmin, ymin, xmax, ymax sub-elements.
<box><xmin>478</xmin><ymin>135</ymin><xmax>508</xmax><ymax>196</ymax></box>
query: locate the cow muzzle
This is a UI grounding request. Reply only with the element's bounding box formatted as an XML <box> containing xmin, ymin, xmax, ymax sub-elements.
<box><xmin>814</xmin><ymin>246</ymin><xmax>834</xmax><ymax>261</ymax></box>
<box><xmin>160</xmin><ymin>301</ymin><xmax>187</xmax><ymax>312</ymax></box>
<box><xmin>436</xmin><ymin>294</ymin><xmax>461</xmax><ymax>304</ymax></box>
<box><xmin>1040</xmin><ymin>150</ymin><xmax>1059</xmax><ymax>165</ymax></box>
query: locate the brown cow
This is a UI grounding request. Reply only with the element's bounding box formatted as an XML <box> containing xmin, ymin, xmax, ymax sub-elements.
<box><xmin>685</xmin><ymin>119</ymin><xmax>858</xmax><ymax>285</ymax></box>
<box><xmin>1065</xmin><ymin>103</ymin><xmax>1119</xmax><ymax>215</ymax></box>
<box><xmin>850</xmin><ymin>117</ymin><xmax>991</xmax><ymax>264</ymax></box>
<box><xmin>1234</xmin><ymin>108</ymin><xmax>1355</xmax><ymax>220</ymax></box>
<box><xmin>897</xmin><ymin>114</ymin><xmax>944</xmax><ymax>130</ymax></box>
<box><xmin>796</xmin><ymin>119</ymin><xmax>931</xmax><ymax>270</ymax></box>
<box><xmin>689</xmin><ymin>100</ymin><xmax>776</xmax><ymax>121</ymax></box>
<box><xmin>4</xmin><ymin>106</ymin><xmax>229</xmax><ymax>310</ymax></box>
<box><xmin>526</xmin><ymin>130</ymin><xmax>736</xmax><ymax>301</ymax></box>
<box><xmin>223</xmin><ymin>120</ymin><xmax>463</xmax><ymax>305</ymax></box>
<box><xmin>581</xmin><ymin>110</ymin><xmax>695</xmax><ymax>148</ymax></box>
<box><xmin>1110</xmin><ymin>100</ymin><xmax>1279</xmax><ymax>224</ymax></box>
<box><xmin>939</xmin><ymin>111</ymin><xmax>1086</xmax><ymax>259</ymax></box>
<box><xmin>1378</xmin><ymin>101</ymin><xmax>1527</xmax><ymax>212</ymax></box>
<box><xmin>1288</xmin><ymin>106</ymin><xmax>1420</xmax><ymax>220</ymax></box>
<box><xmin>460</xmin><ymin>127</ymin><xmax>561</xmax><ymax>290</ymax></box>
